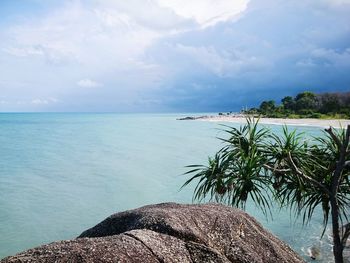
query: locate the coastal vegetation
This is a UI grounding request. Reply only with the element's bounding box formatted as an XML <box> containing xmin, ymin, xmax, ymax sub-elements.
<box><xmin>244</xmin><ymin>91</ymin><xmax>350</xmax><ymax>119</ymax></box>
<box><xmin>183</xmin><ymin>118</ymin><xmax>350</xmax><ymax>262</ymax></box>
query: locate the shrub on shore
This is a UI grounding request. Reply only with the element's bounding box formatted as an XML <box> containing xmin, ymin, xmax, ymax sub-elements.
<box><xmin>244</xmin><ymin>91</ymin><xmax>350</xmax><ymax>119</ymax></box>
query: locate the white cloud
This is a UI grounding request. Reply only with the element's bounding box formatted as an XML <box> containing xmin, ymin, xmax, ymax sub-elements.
<box><xmin>31</xmin><ymin>98</ymin><xmax>59</xmax><ymax>105</ymax></box>
<box><xmin>3</xmin><ymin>46</ymin><xmax>44</xmax><ymax>57</ymax></box>
<box><xmin>1</xmin><ymin>0</ymin><xmax>348</xmax><ymax>112</ymax></box>
<box><xmin>2</xmin><ymin>0</ymin><xmax>249</xmax><ymax>65</ymax></box>
<box><xmin>31</xmin><ymin>99</ymin><xmax>49</xmax><ymax>105</ymax></box>
<box><xmin>0</xmin><ymin>0</ymin><xmax>250</xmax><ymax>111</ymax></box>
<box><xmin>156</xmin><ymin>0</ymin><xmax>249</xmax><ymax>27</ymax></box>
<box><xmin>3</xmin><ymin>2</ymin><xmax>157</xmax><ymax>68</ymax></box>
<box><xmin>77</xmin><ymin>79</ymin><xmax>103</xmax><ymax>88</ymax></box>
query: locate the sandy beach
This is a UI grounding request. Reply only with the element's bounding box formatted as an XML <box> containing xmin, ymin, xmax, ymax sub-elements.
<box><xmin>180</xmin><ymin>115</ymin><xmax>350</xmax><ymax>128</ymax></box>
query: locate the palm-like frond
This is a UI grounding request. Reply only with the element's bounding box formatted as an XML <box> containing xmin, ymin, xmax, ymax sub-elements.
<box><xmin>183</xmin><ymin>119</ymin><xmax>350</xmax><ymax>262</ymax></box>
<box><xmin>182</xmin><ymin>153</ymin><xmax>230</xmax><ymax>202</ymax></box>
<box><xmin>183</xmin><ymin>118</ymin><xmax>350</xmax><ymax>245</ymax></box>
<box><xmin>183</xmin><ymin>118</ymin><xmax>272</xmax><ymax>215</ymax></box>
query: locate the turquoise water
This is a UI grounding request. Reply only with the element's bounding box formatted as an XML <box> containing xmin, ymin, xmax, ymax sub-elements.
<box><xmin>0</xmin><ymin>113</ymin><xmax>334</xmax><ymax>261</ymax></box>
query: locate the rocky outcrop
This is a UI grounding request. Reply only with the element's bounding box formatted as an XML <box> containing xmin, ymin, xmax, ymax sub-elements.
<box><xmin>176</xmin><ymin>115</ymin><xmax>209</xmax><ymax>120</ymax></box>
<box><xmin>177</xmin><ymin>116</ymin><xmax>197</xmax><ymax>120</ymax></box>
<box><xmin>1</xmin><ymin>203</ymin><xmax>305</xmax><ymax>263</ymax></box>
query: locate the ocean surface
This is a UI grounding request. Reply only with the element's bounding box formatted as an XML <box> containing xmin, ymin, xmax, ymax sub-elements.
<box><xmin>0</xmin><ymin>113</ymin><xmax>335</xmax><ymax>261</ymax></box>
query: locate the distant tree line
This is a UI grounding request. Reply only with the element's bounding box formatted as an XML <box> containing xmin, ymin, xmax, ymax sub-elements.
<box><xmin>245</xmin><ymin>91</ymin><xmax>350</xmax><ymax>119</ymax></box>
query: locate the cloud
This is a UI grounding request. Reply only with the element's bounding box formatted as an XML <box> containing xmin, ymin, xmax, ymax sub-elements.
<box><xmin>156</xmin><ymin>0</ymin><xmax>249</xmax><ymax>27</ymax></box>
<box><xmin>1</xmin><ymin>0</ymin><xmax>250</xmax><ymax>66</ymax></box>
<box><xmin>2</xmin><ymin>2</ymin><xmax>157</xmax><ymax>68</ymax></box>
<box><xmin>31</xmin><ymin>98</ymin><xmax>59</xmax><ymax>105</ymax></box>
<box><xmin>139</xmin><ymin>0</ymin><xmax>350</xmax><ymax>111</ymax></box>
<box><xmin>77</xmin><ymin>79</ymin><xmax>103</xmax><ymax>88</ymax></box>
<box><xmin>311</xmin><ymin>48</ymin><xmax>350</xmax><ymax>66</ymax></box>
<box><xmin>174</xmin><ymin>44</ymin><xmax>269</xmax><ymax>77</ymax></box>
<box><xmin>0</xmin><ymin>0</ymin><xmax>349</xmax><ymax>112</ymax></box>
<box><xmin>296</xmin><ymin>48</ymin><xmax>350</xmax><ymax>68</ymax></box>
<box><xmin>31</xmin><ymin>99</ymin><xmax>49</xmax><ymax>105</ymax></box>
<box><xmin>3</xmin><ymin>46</ymin><xmax>44</xmax><ymax>57</ymax></box>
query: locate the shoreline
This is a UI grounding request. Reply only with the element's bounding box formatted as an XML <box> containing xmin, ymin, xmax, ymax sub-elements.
<box><xmin>178</xmin><ymin>115</ymin><xmax>350</xmax><ymax>128</ymax></box>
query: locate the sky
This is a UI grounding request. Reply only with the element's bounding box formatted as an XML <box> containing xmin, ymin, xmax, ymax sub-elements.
<box><xmin>0</xmin><ymin>0</ymin><xmax>349</xmax><ymax>112</ymax></box>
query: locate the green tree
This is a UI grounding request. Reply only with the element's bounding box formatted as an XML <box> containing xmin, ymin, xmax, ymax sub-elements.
<box><xmin>320</xmin><ymin>93</ymin><xmax>341</xmax><ymax>113</ymax></box>
<box><xmin>259</xmin><ymin>100</ymin><xmax>276</xmax><ymax>115</ymax></box>
<box><xmin>295</xmin><ymin>91</ymin><xmax>318</xmax><ymax>112</ymax></box>
<box><xmin>183</xmin><ymin>118</ymin><xmax>350</xmax><ymax>263</ymax></box>
<box><xmin>281</xmin><ymin>96</ymin><xmax>295</xmax><ymax>111</ymax></box>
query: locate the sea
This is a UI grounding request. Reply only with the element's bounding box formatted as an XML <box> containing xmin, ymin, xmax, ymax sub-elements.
<box><xmin>0</xmin><ymin>113</ymin><xmax>337</xmax><ymax>262</ymax></box>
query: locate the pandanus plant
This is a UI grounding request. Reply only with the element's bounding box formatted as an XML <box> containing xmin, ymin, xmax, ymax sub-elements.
<box><xmin>183</xmin><ymin>118</ymin><xmax>350</xmax><ymax>263</ymax></box>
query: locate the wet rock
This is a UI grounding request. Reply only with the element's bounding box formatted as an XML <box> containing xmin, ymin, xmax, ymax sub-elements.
<box><xmin>177</xmin><ymin>116</ymin><xmax>197</xmax><ymax>120</ymax></box>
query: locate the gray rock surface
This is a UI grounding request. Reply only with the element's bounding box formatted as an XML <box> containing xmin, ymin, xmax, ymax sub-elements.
<box><xmin>1</xmin><ymin>202</ymin><xmax>305</xmax><ymax>263</ymax></box>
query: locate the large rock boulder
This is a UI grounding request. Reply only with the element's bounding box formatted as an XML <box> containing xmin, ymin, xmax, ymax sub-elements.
<box><xmin>1</xmin><ymin>203</ymin><xmax>305</xmax><ymax>263</ymax></box>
